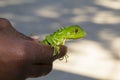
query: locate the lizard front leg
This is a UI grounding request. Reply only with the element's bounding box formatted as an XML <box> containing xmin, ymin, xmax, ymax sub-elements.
<box><xmin>53</xmin><ymin>46</ymin><xmax>60</xmax><ymax>56</ymax></box>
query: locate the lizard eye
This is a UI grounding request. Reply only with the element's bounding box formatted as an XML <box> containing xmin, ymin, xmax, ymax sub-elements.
<box><xmin>75</xmin><ymin>29</ymin><xmax>78</xmax><ymax>33</ymax></box>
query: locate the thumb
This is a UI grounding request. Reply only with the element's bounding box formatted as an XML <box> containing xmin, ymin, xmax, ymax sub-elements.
<box><xmin>0</xmin><ymin>18</ymin><xmax>14</xmax><ymax>29</ymax></box>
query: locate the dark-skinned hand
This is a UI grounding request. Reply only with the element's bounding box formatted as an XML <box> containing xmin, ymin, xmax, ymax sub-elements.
<box><xmin>0</xmin><ymin>18</ymin><xmax>67</xmax><ymax>80</ymax></box>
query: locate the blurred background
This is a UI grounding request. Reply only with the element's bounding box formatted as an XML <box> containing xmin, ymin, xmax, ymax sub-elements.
<box><xmin>0</xmin><ymin>0</ymin><xmax>120</xmax><ymax>80</ymax></box>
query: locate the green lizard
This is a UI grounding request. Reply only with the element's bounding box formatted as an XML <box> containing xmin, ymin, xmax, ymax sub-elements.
<box><xmin>41</xmin><ymin>25</ymin><xmax>86</xmax><ymax>61</ymax></box>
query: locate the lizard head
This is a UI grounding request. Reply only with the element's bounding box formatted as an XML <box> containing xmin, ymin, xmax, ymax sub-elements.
<box><xmin>63</xmin><ymin>25</ymin><xmax>86</xmax><ymax>39</ymax></box>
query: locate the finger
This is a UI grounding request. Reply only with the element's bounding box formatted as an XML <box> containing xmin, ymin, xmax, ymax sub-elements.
<box><xmin>0</xmin><ymin>18</ymin><xmax>18</xmax><ymax>34</ymax></box>
<box><xmin>33</xmin><ymin>44</ymin><xmax>67</xmax><ymax>63</ymax></box>
<box><xmin>0</xmin><ymin>18</ymin><xmax>33</xmax><ymax>41</ymax></box>
<box><xmin>27</xmin><ymin>63</ymin><xmax>52</xmax><ymax>77</ymax></box>
<box><xmin>27</xmin><ymin>45</ymin><xmax>67</xmax><ymax>78</ymax></box>
<box><xmin>0</xmin><ymin>18</ymin><xmax>16</xmax><ymax>34</ymax></box>
<box><xmin>25</xmin><ymin>42</ymin><xmax>67</xmax><ymax>63</ymax></box>
<box><xmin>24</xmin><ymin>42</ymin><xmax>54</xmax><ymax>63</ymax></box>
<box><xmin>52</xmin><ymin>45</ymin><xmax>67</xmax><ymax>61</ymax></box>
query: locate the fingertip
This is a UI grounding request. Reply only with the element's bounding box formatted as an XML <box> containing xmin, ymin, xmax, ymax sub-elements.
<box><xmin>52</xmin><ymin>45</ymin><xmax>67</xmax><ymax>61</ymax></box>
